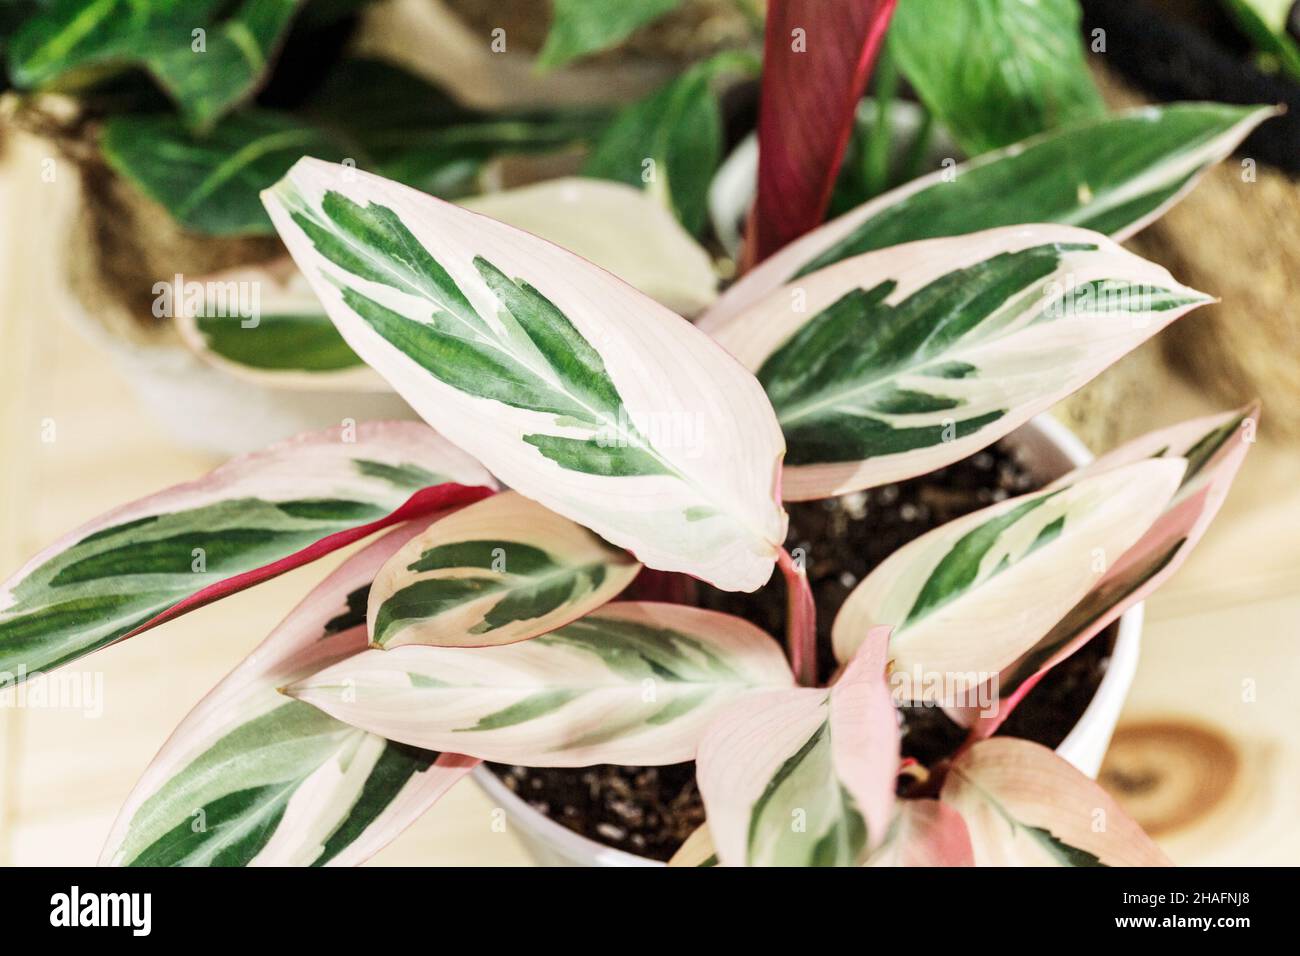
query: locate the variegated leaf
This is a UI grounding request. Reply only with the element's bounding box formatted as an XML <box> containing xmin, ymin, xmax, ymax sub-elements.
<box><xmin>831</xmin><ymin>459</ymin><xmax>1186</xmax><ymax>695</ymax></box>
<box><xmin>865</xmin><ymin>799</ymin><xmax>975</xmax><ymax>867</ymax></box>
<box><xmin>368</xmin><ymin>490</ymin><xmax>640</xmax><ymax>648</ymax></box>
<box><xmin>700</xmin><ymin>103</ymin><xmax>1272</xmax><ymax>332</ymax></box>
<box><xmin>0</xmin><ymin>422</ymin><xmax>494</xmax><ymax>674</ymax></box>
<box><xmin>668</xmin><ymin>824</ymin><xmax>718</xmax><ymax>867</ymax></box>
<box><xmin>711</xmin><ymin>225</ymin><xmax>1209</xmax><ymax>499</ymax></box>
<box><xmin>181</xmin><ymin>180</ymin><xmax>719</xmax><ymax>389</ymax></box>
<box><xmin>102</xmin><ymin>522</ymin><xmax>477</xmax><ymax>868</ymax></box>
<box><xmin>695</xmin><ymin>626</ymin><xmax>898</xmax><ymax>867</ymax></box>
<box><xmin>968</xmin><ymin>405</ymin><xmax>1259</xmax><ymax>734</ymax></box>
<box><xmin>941</xmin><ymin>738</ymin><xmax>1170</xmax><ymax>866</ymax></box>
<box><xmin>263</xmin><ymin>159</ymin><xmax>786</xmax><ymax>591</ymax></box>
<box><xmin>287</xmin><ymin>602</ymin><xmax>793</xmax><ymax>767</ymax></box>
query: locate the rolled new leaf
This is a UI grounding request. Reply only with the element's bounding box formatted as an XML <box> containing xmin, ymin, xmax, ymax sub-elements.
<box><xmin>941</xmin><ymin>738</ymin><xmax>1170</xmax><ymax>866</ymax></box>
<box><xmin>865</xmin><ymin>799</ymin><xmax>974</xmax><ymax>868</ymax></box>
<box><xmin>695</xmin><ymin>626</ymin><xmax>898</xmax><ymax>867</ymax></box>
<box><xmin>831</xmin><ymin>459</ymin><xmax>1186</xmax><ymax>693</ymax></box>
<box><xmin>699</xmin><ymin>103</ymin><xmax>1274</xmax><ymax>331</ymax></box>
<box><xmin>746</xmin><ymin>0</ymin><xmax>898</xmax><ymax>261</ymax></box>
<box><xmin>0</xmin><ymin>422</ymin><xmax>494</xmax><ymax>674</ymax></box>
<box><xmin>969</xmin><ymin>405</ymin><xmax>1260</xmax><ymax>734</ymax></box>
<box><xmin>287</xmin><ymin>602</ymin><xmax>794</xmax><ymax>767</ymax></box>
<box><xmin>711</xmin><ymin>224</ymin><xmax>1209</xmax><ymax>500</ymax></box>
<box><xmin>263</xmin><ymin>159</ymin><xmax>786</xmax><ymax>592</ymax></box>
<box><xmin>102</xmin><ymin>522</ymin><xmax>476</xmax><ymax>868</ymax></box>
<box><xmin>368</xmin><ymin>490</ymin><xmax>640</xmax><ymax>648</ymax></box>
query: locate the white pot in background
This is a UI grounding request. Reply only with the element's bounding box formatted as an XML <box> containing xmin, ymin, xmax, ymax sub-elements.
<box><xmin>59</xmin><ymin>279</ymin><xmax>417</xmax><ymax>459</ymax></box>
<box><xmin>472</xmin><ymin>414</ymin><xmax>1142</xmax><ymax>866</ymax></box>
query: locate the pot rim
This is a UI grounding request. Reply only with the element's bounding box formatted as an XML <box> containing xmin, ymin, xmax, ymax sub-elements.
<box><xmin>473</xmin><ymin>413</ymin><xmax>1143</xmax><ymax>866</ymax></box>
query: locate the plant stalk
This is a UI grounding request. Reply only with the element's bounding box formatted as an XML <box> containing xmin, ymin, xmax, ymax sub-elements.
<box><xmin>863</xmin><ymin>43</ymin><xmax>898</xmax><ymax>198</ymax></box>
<box><xmin>778</xmin><ymin>547</ymin><xmax>818</xmax><ymax>687</ymax></box>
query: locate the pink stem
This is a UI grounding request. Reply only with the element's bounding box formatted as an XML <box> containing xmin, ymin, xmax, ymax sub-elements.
<box><xmin>778</xmin><ymin>547</ymin><xmax>818</xmax><ymax>687</ymax></box>
<box><xmin>956</xmin><ymin>670</ymin><xmax>1045</xmax><ymax>757</ymax></box>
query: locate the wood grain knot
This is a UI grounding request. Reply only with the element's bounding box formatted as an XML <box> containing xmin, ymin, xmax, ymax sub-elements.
<box><xmin>1099</xmin><ymin>720</ymin><xmax>1239</xmax><ymax>837</ymax></box>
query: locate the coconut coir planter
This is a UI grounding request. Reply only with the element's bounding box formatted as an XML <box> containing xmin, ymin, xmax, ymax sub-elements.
<box><xmin>1081</xmin><ymin>0</ymin><xmax>1300</xmax><ymax>437</ymax></box>
<box><xmin>475</xmin><ymin>416</ymin><xmax>1141</xmax><ymax>866</ymax></box>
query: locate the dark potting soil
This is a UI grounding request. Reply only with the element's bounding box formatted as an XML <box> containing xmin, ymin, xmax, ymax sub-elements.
<box><xmin>489</xmin><ymin>442</ymin><xmax>1116</xmax><ymax>861</ymax></box>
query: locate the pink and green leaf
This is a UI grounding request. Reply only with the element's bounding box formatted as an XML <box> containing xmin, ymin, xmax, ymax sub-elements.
<box><xmin>263</xmin><ymin>159</ymin><xmax>787</xmax><ymax>592</ymax></box>
<box><xmin>695</xmin><ymin>626</ymin><xmax>898</xmax><ymax>866</ymax></box>
<box><xmin>865</xmin><ymin>799</ymin><xmax>975</xmax><ymax>867</ymax></box>
<box><xmin>967</xmin><ymin>405</ymin><xmax>1259</xmax><ymax>735</ymax></box>
<box><xmin>941</xmin><ymin>738</ymin><xmax>1170</xmax><ymax>866</ymax></box>
<box><xmin>367</xmin><ymin>490</ymin><xmax>640</xmax><ymax>648</ymax></box>
<box><xmin>0</xmin><ymin>422</ymin><xmax>494</xmax><ymax>674</ymax></box>
<box><xmin>287</xmin><ymin>602</ymin><xmax>794</xmax><ymax>767</ymax></box>
<box><xmin>832</xmin><ymin>459</ymin><xmax>1186</xmax><ymax>692</ymax></box>
<box><xmin>700</xmin><ymin>103</ymin><xmax>1273</xmax><ymax>332</ymax></box>
<box><xmin>102</xmin><ymin>521</ymin><xmax>478</xmax><ymax>868</ymax></box>
<box><xmin>711</xmin><ymin>224</ymin><xmax>1209</xmax><ymax>500</ymax></box>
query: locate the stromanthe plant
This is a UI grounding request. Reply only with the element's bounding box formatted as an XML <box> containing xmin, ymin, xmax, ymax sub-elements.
<box><xmin>0</xmin><ymin>144</ymin><xmax>1263</xmax><ymax>865</ymax></box>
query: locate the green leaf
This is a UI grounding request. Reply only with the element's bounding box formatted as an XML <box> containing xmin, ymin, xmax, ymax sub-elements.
<box><xmin>8</xmin><ymin>0</ymin><xmax>304</xmax><ymax>131</ymax></box>
<box><xmin>193</xmin><ymin>310</ymin><xmax>361</xmax><ymax>373</ymax></box>
<box><xmin>1221</xmin><ymin>0</ymin><xmax>1300</xmax><ymax>82</ymax></box>
<box><xmin>584</xmin><ymin>51</ymin><xmax>757</xmax><ymax>235</ymax></box>
<box><xmin>537</xmin><ymin>0</ymin><xmax>685</xmax><ymax>70</ymax></box>
<box><xmin>304</xmin><ymin>59</ymin><xmax>609</xmax><ymax>200</ymax></box>
<box><xmin>888</xmin><ymin>0</ymin><xmax>1103</xmax><ymax>156</ymax></box>
<box><xmin>101</xmin><ymin>110</ymin><xmax>351</xmax><ymax>236</ymax></box>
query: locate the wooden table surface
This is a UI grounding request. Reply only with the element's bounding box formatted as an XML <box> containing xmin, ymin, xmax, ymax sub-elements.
<box><xmin>2</xmin><ymin>133</ymin><xmax>1297</xmax><ymax>867</ymax></box>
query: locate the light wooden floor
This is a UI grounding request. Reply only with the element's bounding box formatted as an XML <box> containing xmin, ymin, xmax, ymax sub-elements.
<box><xmin>2</xmin><ymin>135</ymin><xmax>1297</xmax><ymax>867</ymax></box>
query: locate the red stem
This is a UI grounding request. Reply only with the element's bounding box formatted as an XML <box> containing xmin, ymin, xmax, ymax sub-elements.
<box><xmin>957</xmin><ymin>668</ymin><xmax>1044</xmax><ymax>755</ymax></box>
<box><xmin>778</xmin><ymin>547</ymin><xmax>818</xmax><ymax>687</ymax></box>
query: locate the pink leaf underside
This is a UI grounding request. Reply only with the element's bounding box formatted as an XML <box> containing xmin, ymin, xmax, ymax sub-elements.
<box><xmin>102</xmin><ymin>520</ymin><xmax>481</xmax><ymax>867</ymax></box>
<box><xmin>746</xmin><ymin>0</ymin><xmax>898</xmax><ymax>264</ymax></box>
<box><xmin>696</xmin><ymin>625</ymin><xmax>898</xmax><ymax>865</ymax></box>
<box><xmin>964</xmin><ymin>406</ymin><xmax>1257</xmax><ymax>735</ymax></box>
<box><xmin>0</xmin><ymin>420</ymin><xmax>496</xmax><ymax>647</ymax></box>
<box><xmin>868</xmin><ymin>799</ymin><xmax>975</xmax><ymax>867</ymax></box>
<box><xmin>830</xmin><ymin>624</ymin><xmax>900</xmax><ymax>844</ymax></box>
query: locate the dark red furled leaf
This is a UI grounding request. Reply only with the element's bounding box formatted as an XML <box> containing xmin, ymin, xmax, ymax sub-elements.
<box><xmin>745</xmin><ymin>0</ymin><xmax>898</xmax><ymax>267</ymax></box>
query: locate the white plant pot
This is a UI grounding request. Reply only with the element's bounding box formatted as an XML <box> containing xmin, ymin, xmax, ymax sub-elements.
<box><xmin>60</xmin><ymin>295</ymin><xmax>417</xmax><ymax>458</ymax></box>
<box><xmin>472</xmin><ymin>414</ymin><xmax>1142</xmax><ymax>866</ymax></box>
